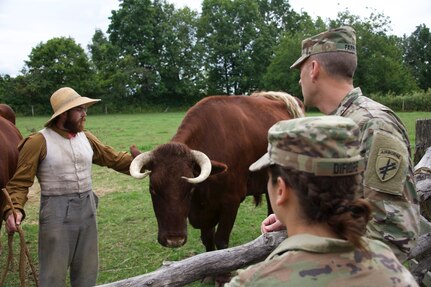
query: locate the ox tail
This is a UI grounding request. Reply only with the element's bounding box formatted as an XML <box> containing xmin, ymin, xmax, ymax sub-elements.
<box><xmin>250</xmin><ymin>91</ymin><xmax>305</xmax><ymax>118</ymax></box>
<box><xmin>253</xmin><ymin>194</ymin><xmax>262</xmax><ymax>207</ymax></box>
<box><xmin>253</xmin><ymin>194</ymin><xmax>273</xmax><ymax>215</ymax></box>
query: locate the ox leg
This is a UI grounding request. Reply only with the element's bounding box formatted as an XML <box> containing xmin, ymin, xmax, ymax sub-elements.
<box><xmin>214</xmin><ymin>203</ymin><xmax>240</xmax><ymax>250</ymax></box>
<box><xmin>208</xmin><ymin>205</ymin><xmax>240</xmax><ymax>285</ymax></box>
<box><xmin>200</xmin><ymin>227</ymin><xmax>216</xmax><ymax>252</ymax></box>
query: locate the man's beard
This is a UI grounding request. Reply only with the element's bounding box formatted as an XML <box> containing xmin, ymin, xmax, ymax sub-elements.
<box><xmin>64</xmin><ymin>113</ymin><xmax>85</xmax><ymax>133</ymax></box>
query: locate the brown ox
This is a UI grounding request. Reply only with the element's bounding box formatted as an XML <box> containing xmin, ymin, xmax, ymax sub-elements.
<box><xmin>130</xmin><ymin>92</ymin><xmax>304</xmax><ymax>251</ymax></box>
<box><xmin>0</xmin><ymin>104</ymin><xmax>22</xmax><ymax>229</ymax></box>
<box><xmin>0</xmin><ymin>103</ymin><xmax>17</xmax><ymax>125</ymax></box>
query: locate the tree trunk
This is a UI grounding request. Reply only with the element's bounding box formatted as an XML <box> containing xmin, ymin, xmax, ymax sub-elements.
<box><xmin>96</xmin><ymin>231</ymin><xmax>287</xmax><ymax>287</ymax></box>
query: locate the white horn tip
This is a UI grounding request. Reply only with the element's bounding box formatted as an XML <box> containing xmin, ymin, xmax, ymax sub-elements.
<box><xmin>181</xmin><ymin>175</ymin><xmax>203</xmax><ymax>184</ymax></box>
<box><xmin>132</xmin><ymin>170</ymin><xmax>151</xmax><ymax>179</ymax></box>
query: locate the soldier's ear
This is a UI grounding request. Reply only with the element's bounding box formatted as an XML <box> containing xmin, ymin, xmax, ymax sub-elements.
<box><xmin>276</xmin><ymin>177</ymin><xmax>290</xmax><ymax>206</ymax></box>
<box><xmin>310</xmin><ymin>59</ymin><xmax>321</xmax><ymax>81</ymax></box>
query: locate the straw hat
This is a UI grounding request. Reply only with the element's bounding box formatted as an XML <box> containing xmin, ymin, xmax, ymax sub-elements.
<box><xmin>44</xmin><ymin>87</ymin><xmax>101</xmax><ymax>127</ymax></box>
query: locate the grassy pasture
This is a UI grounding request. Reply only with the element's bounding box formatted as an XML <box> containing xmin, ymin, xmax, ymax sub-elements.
<box><xmin>0</xmin><ymin>111</ymin><xmax>428</xmax><ymax>286</ymax></box>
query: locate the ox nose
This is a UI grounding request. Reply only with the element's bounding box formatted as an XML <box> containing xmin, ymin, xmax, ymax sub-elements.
<box><xmin>165</xmin><ymin>237</ymin><xmax>186</xmax><ymax>248</ymax></box>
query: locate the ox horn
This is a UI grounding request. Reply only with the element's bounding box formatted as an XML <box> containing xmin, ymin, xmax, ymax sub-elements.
<box><xmin>130</xmin><ymin>151</ymin><xmax>153</xmax><ymax>179</ymax></box>
<box><xmin>181</xmin><ymin>150</ymin><xmax>212</xmax><ymax>184</ymax></box>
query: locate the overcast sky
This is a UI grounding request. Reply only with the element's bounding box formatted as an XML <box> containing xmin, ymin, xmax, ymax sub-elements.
<box><xmin>1</xmin><ymin>0</ymin><xmax>430</xmax><ymax>76</ymax></box>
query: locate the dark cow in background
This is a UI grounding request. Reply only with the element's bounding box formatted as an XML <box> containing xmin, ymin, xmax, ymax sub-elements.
<box><xmin>0</xmin><ymin>104</ymin><xmax>23</xmax><ymax>229</ymax></box>
<box><xmin>0</xmin><ymin>103</ymin><xmax>17</xmax><ymax>125</ymax></box>
<box><xmin>130</xmin><ymin>92</ymin><xmax>304</xmax><ymax>251</ymax></box>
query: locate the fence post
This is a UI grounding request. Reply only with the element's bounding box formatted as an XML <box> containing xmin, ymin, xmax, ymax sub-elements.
<box><xmin>414</xmin><ymin>119</ymin><xmax>431</xmax><ymax>224</ymax></box>
<box><xmin>414</xmin><ymin>119</ymin><xmax>431</xmax><ymax>166</ymax></box>
<box><xmin>410</xmin><ymin>119</ymin><xmax>431</xmax><ymax>285</ymax></box>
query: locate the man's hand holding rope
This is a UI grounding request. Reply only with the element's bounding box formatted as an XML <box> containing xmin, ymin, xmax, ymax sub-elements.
<box><xmin>5</xmin><ymin>210</ymin><xmax>23</xmax><ymax>234</ymax></box>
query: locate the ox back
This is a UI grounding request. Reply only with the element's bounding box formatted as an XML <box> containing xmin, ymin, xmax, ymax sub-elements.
<box><xmin>134</xmin><ymin>93</ymin><xmax>303</xmax><ymax>252</ymax></box>
<box><xmin>0</xmin><ymin>106</ymin><xmax>22</xmax><ymax>229</ymax></box>
<box><xmin>0</xmin><ymin>104</ymin><xmax>17</xmax><ymax>125</ymax></box>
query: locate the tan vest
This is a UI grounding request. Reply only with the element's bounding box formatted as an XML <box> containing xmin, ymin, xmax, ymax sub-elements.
<box><xmin>38</xmin><ymin>128</ymin><xmax>93</xmax><ymax>196</ymax></box>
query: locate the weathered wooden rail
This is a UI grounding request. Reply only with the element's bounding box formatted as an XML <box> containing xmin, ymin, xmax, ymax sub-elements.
<box><xmin>97</xmin><ymin>231</ymin><xmax>287</xmax><ymax>287</ymax></box>
<box><xmin>96</xmin><ymin>226</ymin><xmax>431</xmax><ymax>287</ymax></box>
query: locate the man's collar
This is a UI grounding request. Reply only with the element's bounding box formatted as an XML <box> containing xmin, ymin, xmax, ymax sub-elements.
<box><xmin>49</xmin><ymin>125</ymin><xmax>78</xmax><ymax>139</ymax></box>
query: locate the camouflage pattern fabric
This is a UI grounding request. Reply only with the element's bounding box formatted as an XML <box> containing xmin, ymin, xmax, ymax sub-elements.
<box><xmin>225</xmin><ymin>234</ymin><xmax>418</xmax><ymax>287</ymax></box>
<box><xmin>291</xmin><ymin>26</ymin><xmax>356</xmax><ymax>69</ymax></box>
<box><xmin>249</xmin><ymin>116</ymin><xmax>365</xmax><ymax>176</ymax></box>
<box><xmin>332</xmin><ymin>87</ymin><xmax>420</xmax><ymax>262</ymax></box>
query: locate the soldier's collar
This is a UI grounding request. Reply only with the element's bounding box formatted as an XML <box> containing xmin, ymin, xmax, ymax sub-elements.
<box><xmin>266</xmin><ymin>233</ymin><xmax>355</xmax><ymax>261</ymax></box>
<box><xmin>331</xmin><ymin>87</ymin><xmax>362</xmax><ymax>116</ymax></box>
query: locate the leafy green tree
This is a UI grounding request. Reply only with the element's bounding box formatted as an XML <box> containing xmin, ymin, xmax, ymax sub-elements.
<box><xmin>156</xmin><ymin>6</ymin><xmax>206</xmax><ymax>105</ymax></box>
<box><xmin>262</xmin><ymin>32</ymin><xmax>304</xmax><ymax>97</ymax></box>
<box><xmin>403</xmin><ymin>24</ymin><xmax>431</xmax><ymax>90</ymax></box>
<box><xmin>107</xmin><ymin>0</ymin><xmax>158</xmax><ymax>105</ymax></box>
<box><xmin>251</xmin><ymin>0</ymin><xmax>302</xmax><ymax>92</ymax></box>
<box><xmin>262</xmin><ymin>13</ymin><xmax>324</xmax><ymax>98</ymax></box>
<box><xmin>88</xmin><ymin>29</ymin><xmax>114</xmax><ymax>108</ymax></box>
<box><xmin>89</xmin><ymin>29</ymin><xmax>142</xmax><ymax>112</ymax></box>
<box><xmin>107</xmin><ymin>0</ymin><xmax>203</xmax><ymax>106</ymax></box>
<box><xmin>0</xmin><ymin>75</ymin><xmax>8</xmax><ymax>103</ymax></box>
<box><xmin>199</xmin><ymin>0</ymin><xmax>293</xmax><ymax>95</ymax></box>
<box><xmin>23</xmin><ymin>37</ymin><xmax>95</xmax><ymax>114</ymax></box>
<box><xmin>0</xmin><ymin>74</ymin><xmax>20</xmax><ymax>110</ymax></box>
<box><xmin>256</xmin><ymin>0</ymin><xmax>303</xmax><ymax>44</ymax></box>
<box><xmin>5</xmin><ymin>75</ymin><xmax>34</xmax><ymax>115</ymax></box>
<box><xmin>197</xmin><ymin>0</ymin><xmax>242</xmax><ymax>94</ymax></box>
<box><xmin>166</xmin><ymin>7</ymin><xmax>206</xmax><ymax>104</ymax></box>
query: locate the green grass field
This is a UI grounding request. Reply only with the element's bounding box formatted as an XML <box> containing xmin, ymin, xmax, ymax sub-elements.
<box><xmin>0</xmin><ymin>111</ymin><xmax>428</xmax><ymax>286</ymax></box>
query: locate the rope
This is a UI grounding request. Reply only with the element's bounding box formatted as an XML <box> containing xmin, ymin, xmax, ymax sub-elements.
<box><xmin>0</xmin><ymin>233</ymin><xmax>13</xmax><ymax>286</ymax></box>
<box><xmin>0</xmin><ymin>188</ymin><xmax>39</xmax><ymax>287</ymax></box>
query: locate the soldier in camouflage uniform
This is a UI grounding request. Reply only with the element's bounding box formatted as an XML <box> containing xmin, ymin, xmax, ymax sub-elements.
<box><xmin>261</xmin><ymin>26</ymin><xmax>419</xmax><ymax>262</ymax></box>
<box><xmin>226</xmin><ymin>116</ymin><xmax>417</xmax><ymax>286</ymax></box>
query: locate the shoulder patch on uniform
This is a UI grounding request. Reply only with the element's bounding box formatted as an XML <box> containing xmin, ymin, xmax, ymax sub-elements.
<box><xmin>364</xmin><ymin>131</ymin><xmax>408</xmax><ymax>196</ymax></box>
<box><xmin>375</xmin><ymin>148</ymin><xmax>401</xmax><ymax>182</ymax></box>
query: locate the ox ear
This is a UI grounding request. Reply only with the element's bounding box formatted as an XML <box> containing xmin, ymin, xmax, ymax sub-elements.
<box><xmin>209</xmin><ymin>160</ymin><xmax>228</xmax><ymax>175</ymax></box>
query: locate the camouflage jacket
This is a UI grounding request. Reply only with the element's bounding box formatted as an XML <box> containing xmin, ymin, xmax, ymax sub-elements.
<box><xmin>332</xmin><ymin>87</ymin><xmax>420</xmax><ymax>261</ymax></box>
<box><xmin>225</xmin><ymin>234</ymin><xmax>418</xmax><ymax>287</ymax></box>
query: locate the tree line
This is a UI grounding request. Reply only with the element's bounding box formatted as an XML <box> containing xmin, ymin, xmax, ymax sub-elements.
<box><xmin>0</xmin><ymin>0</ymin><xmax>430</xmax><ymax>116</ymax></box>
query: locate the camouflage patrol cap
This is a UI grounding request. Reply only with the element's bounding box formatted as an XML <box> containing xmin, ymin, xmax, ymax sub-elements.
<box><xmin>290</xmin><ymin>26</ymin><xmax>356</xmax><ymax>69</ymax></box>
<box><xmin>249</xmin><ymin>116</ymin><xmax>365</xmax><ymax>176</ymax></box>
